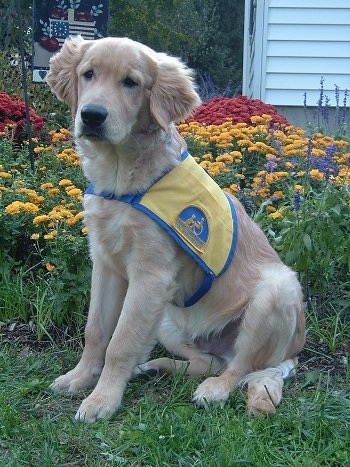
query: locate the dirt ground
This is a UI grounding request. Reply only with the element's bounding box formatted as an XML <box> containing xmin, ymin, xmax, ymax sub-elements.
<box><xmin>1</xmin><ymin>320</ymin><xmax>348</xmax><ymax>383</ymax></box>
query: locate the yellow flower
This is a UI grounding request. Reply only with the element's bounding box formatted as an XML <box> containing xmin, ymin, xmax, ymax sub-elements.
<box><xmin>294</xmin><ymin>184</ymin><xmax>304</xmax><ymax>193</ymax></box>
<box><xmin>285</xmin><ymin>161</ymin><xmax>295</xmax><ymax>169</ymax></box>
<box><xmin>5</xmin><ymin>201</ymin><xmax>39</xmax><ymax>214</ymax></box>
<box><xmin>74</xmin><ymin>211</ymin><xmax>84</xmax><ymax>221</ymax></box>
<box><xmin>59</xmin><ymin>179</ymin><xmax>73</xmax><ymax>186</ymax></box>
<box><xmin>81</xmin><ymin>226</ymin><xmax>88</xmax><ymax>235</ymax></box>
<box><xmin>48</xmin><ymin>188</ymin><xmax>60</xmax><ymax>196</ymax></box>
<box><xmin>15</xmin><ymin>188</ymin><xmax>44</xmax><ymax>204</ymax></box>
<box><xmin>230</xmin><ymin>150</ymin><xmax>242</xmax><ymax>159</ymax></box>
<box><xmin>31</xmin><ymin>233</ymin><xmax>40</xmax><ymax>240</ymax></box>
<box><xmin>202</xmin><ymin>153</ymin><xmax>213</xmax><ymax>160</ymax></box>
<box><xmin>45</xmin><ymin>263</ymin><xmax>55</xmax><ymax>272</ymax></box>
<box><xmin>216</xmin><ymin>153</ymin><xmax>233</xmax><ymax>164</ymax></box>
<box><xmin>34</xmin><ymin>146</ymin><xmax>45</xmax><ymax>154</ymax></box>
<box><xmin>229</xmin><ymin>183</ymin><xmax>239</xmax><ymax>193</ymax></box>
<box><xmin>44</xmin><ymin>230</ymin><xmax>58</xmax><ymax>240</ymax></box>
<box><xmin>49</xmin><ymin>128</ymin><xmax>72</xmax><ymax>143</ymax></box>
<box><xmin>311</xmin><ymin>148</ymin><xmax>326</xmax><ymax>157</ymax></box>
<box><xmin>250</xmin><ymin>115</ymin><xmax>265</xmax><ymax>125</ymax></box>
<box><xmin>41</xmin><ymin>182</ymin><xmax>54</xmax><ymax>189</ymax></box>
<box><xmin>269</xmin><ymin>211</ymin><xmax>283</xmax><ymax>220</ymax></box>
<box><xmin>272</xmin><ymin>191</ymin><xmax>283</xmax><ymax>199</ymax></box>
<box><xmin>66</xmin><ymin>187</ymin><xmax>82</xmax><ymax>198</ymax></box>
<box><xmin>199</xmin><ymin>161</ymin><xmax>210</xmax><ymax>170</ymax></box>
<box><xmin>0</xmin><ymin>171</ymin><xmax>12</xmax><ymax>178</ymax></box>
<box><xmin>310</xmin><ymin>169</ymin><xmax>324</xmax><ymax>180</ymax></box>
<box><xmin>237</xmin><ymin>139</ymin><xmax>253</xmax><ymax>147</ymax></box>
<box><xmin>33</xmin><ymin>215</ymin><xmax>50</xmax><ymax>225</ymax></box>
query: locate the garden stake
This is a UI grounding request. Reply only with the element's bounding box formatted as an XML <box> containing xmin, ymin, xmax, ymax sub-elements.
<box><xmin>16</xmin><ymin>0</ymin><xmax>35</xmax><ymax>172</ymax></box>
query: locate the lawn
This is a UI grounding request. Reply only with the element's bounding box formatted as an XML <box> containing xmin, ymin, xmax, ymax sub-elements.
<box><xmin>0</xmin><ymin>327</ymin><xmax>349</xmax><ymax>466</ymax></box>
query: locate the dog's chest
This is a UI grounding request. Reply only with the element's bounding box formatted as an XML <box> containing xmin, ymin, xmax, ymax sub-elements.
<box><xmin>84</xmin><ymin>196</ymin><xmax>172</xmax><ymax>269</ymax></box>
<box><xmin>85</xmin><ymin>198</ymin><xmax>135</xmax><ymax>254</ymax></box>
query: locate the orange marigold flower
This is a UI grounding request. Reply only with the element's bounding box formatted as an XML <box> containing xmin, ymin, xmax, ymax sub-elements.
<box><xmin>45</xmin><ymin>263</ymin><xmax>55</xmax><ymax>272</ymax></box>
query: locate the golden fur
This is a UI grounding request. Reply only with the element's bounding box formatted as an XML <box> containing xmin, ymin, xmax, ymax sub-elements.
<box><xmin>47</xmin><ymin>36</ymin><xmax>305</xmax><ymax>423</ymax></box>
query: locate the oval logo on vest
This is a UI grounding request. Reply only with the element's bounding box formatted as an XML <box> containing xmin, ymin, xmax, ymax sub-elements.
<box><xmin>173</xmin><ymin>205</ymin><xmax>209</xmax><ymax>253</ymax></box>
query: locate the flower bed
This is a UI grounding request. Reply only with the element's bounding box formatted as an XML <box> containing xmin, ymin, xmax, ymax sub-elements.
<box><xmin>0</xmin><ymin>95</ymin><xmax>349</xmax><ymax>330</ymax></box>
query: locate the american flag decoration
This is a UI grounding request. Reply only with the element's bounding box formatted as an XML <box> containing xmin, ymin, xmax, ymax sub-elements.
<box><xmin>33</xmin><ymin>1</ymin><xmax>109</xmax><ymax>82</ymax></box>
<box><xmin>50</xmin><ymin>9</ymin><xmax>95</xmax><ymax>46</ymax></box>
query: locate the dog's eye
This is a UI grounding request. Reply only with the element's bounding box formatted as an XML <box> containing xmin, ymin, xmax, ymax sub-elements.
<box><xmin>83</xmin><ymin>70</ymin><xmax>94</xmax><ymax>79</ymax></box>
<box><xmin>123</xmin><ymin>77</ymin><xmax>138</xmax><ymax>88</ymax></box>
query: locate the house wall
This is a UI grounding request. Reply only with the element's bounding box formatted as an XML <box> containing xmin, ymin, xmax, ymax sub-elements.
<box><xmin>243</xmin><ymin>0</ymin><xmax>350</xmax><ymax>115</ymax></box>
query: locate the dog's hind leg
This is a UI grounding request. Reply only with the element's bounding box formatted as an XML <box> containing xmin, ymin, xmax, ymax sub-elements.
<box><xmin>242</xmin><ymin>358</ymin><xmax>297</xmax><ymax>415</ymax></box>
<box><xmin>136</xmin><ymin>315</ymin><xmax>223</xmax><ymax>378</ymax></box>
<box><xmin>192</xmin><ymin>266</ymin><xmax>304</xmax><ymax>413</ymax></box>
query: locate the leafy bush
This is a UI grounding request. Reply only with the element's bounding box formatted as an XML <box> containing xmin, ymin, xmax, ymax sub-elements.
<box><xmin>0</xmin><ymin>131</ymin><xmax>90</xmax><ymax>334</ymax></box>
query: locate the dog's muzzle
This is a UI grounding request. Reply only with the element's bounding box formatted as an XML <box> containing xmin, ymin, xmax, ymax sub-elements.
<box><xmin>80</xmin><ymin>104</ymin><xmax>108</xmax><ymax>136</ymax></box>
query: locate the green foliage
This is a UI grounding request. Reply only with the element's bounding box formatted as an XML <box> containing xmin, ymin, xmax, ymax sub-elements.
<box><xmin>257</xmin><ymin>180</ymin><xmax>350</xmax><ymax>299</ymax></box>
<box><xmin>0</xmin><ymin>0</ymin><xmax>32</xmax><ymax>49</ymax></box>
<box><xmin>0</xmin><ymin>137</ymin><xmax>90</xmax><ymax>337</ymax></box>
<box><xmin>1</xmin><ymin>1</ymin><xmax>244</xmax><ymax>96</ymax></box>
<box><xmin>109</xmin><ymin>0</ymin><xmax>243</xmax><ymax>90</ymax></box>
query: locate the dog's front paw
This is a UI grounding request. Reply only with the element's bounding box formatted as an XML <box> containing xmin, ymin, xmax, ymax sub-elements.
<box><xmin>50</xmin><ymin>367</ymin><xmax>101</xmax><ymax>394</ymax></box>
<box><xmin>74</xmin><ymin>392</ymin><xmax>121</xmax><ymax>423</ymax></box>
<box><xmin>193</xmin><ymin>376</ymin><xmax>231</xmax><ymax>407</ymax></box>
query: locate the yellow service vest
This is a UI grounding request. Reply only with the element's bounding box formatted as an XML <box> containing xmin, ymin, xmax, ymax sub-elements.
<box><xmin>85</xmin><ymin>151</ymin><xmax>238</xmax><ymax>306</ymax></box>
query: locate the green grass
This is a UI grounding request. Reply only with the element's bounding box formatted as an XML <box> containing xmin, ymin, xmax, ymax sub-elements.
<box><xmin>0</xmin><ymin>333</ymin><xmax>349</xmax><ymax>467</ymax></box>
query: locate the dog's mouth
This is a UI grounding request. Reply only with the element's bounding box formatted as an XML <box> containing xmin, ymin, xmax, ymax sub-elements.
<box><xmin>79</xmin><ymin>126</ymin><xmax>107</xmax><ymax>140</ymax></box>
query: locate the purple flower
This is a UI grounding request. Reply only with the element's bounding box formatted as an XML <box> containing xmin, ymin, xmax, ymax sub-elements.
<box><xmin>264</xmin><ymin>156</ymin><xmax>277</xmax><ymax>172</ymax></box>
<box><xmin>293</xmin><ymin>190</ymin><xmax>302</xmax><ymax>211</ymax></box>
<box><xmin>310</xmin><ymin>143</ymin><xmax>340</xmax><ymax>181</ymax></box>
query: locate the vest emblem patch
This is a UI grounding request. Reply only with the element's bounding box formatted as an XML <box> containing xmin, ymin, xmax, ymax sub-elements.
<box><xmin>174</xmin><ymin>205</ymin><xmax>209</xmax><ymax>252</ymax></box>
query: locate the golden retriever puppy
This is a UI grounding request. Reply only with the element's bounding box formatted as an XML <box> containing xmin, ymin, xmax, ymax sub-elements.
<box><xmin>47</xmin><ymin>36</ymin><xmax>305</xmax><ymax>423</ymax></box>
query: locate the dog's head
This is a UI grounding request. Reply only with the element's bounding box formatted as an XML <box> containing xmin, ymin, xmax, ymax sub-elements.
<box><xmin>47</xmin><ymin>36</ymin><xmax>201</xmax><ymax>144</ymax></box>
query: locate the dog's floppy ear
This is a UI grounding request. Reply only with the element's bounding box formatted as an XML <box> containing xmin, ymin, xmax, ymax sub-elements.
<box><xmin>47</xmin><ymin>36</ymin><xmax>89</xmax><ymax>115</ymax></box>
<box><xmin>150</xmin><ymin>53</ymin><xmax>201</xmax><ymax>130</ymax></box>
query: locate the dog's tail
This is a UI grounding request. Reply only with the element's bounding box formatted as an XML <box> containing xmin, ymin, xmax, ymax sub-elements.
<box><xmin>239</xmin><ymin>358</ymin><xmax>297</xmax><ymax>416</ymax></box>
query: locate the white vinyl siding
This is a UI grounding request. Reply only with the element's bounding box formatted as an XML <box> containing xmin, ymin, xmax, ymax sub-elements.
<box><xmin>243</xmin><ymin>0</ymin><xmax>350</xmax><ymax>106</ymax></box>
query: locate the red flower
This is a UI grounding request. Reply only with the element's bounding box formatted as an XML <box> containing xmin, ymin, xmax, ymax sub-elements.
<box><xmin>187</xmin><ymin>95</ymin><xmax>289</xmax><ymax>127</ymax></box>
<box><xmin>0</xmin><ymin>92</ymin><xmax>47</xmax><ymax>143</ymax></box>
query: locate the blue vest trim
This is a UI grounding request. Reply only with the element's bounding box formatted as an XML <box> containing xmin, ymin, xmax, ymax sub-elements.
<box><xmin>84</xmin><ymin>149</ymin><xmax>237</xmax><ymax>307</ymax></box>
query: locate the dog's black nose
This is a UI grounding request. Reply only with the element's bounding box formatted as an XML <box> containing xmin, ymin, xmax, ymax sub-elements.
<box><xmin>81</xmin><ymin>104</ymin><xmax>108</xmax><ymax>127</ymax></box>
